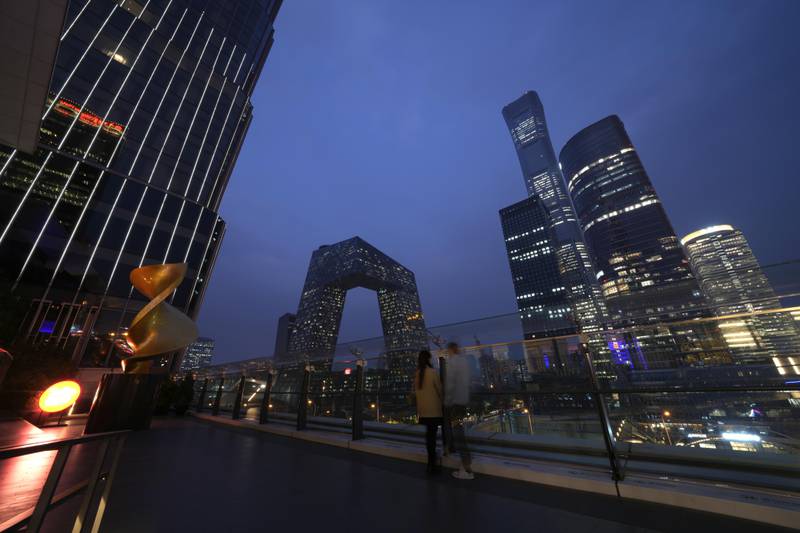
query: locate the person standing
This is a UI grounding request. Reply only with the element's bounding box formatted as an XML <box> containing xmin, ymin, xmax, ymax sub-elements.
<box><xmin>444</xmin><ymin>341</ymin><xmax>474</xmax><ymax>479</ymax></box>
<box><xmin>415</xmin><ymin>350</ymin><xmax>443</xmax><ymax>475</ymax></box>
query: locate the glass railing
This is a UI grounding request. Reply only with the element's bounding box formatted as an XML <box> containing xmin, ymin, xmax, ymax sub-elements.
<box><xmin>191</xmin><ymin>260</ymin><xmax>800</xmax><ymax>492</ymax></box>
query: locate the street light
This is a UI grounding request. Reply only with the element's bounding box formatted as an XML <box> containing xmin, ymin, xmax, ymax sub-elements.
<box><xmin>522</xmin><ymin>408</ymin><xmax>533</xmax><ymax>434</ymax></box>
<box><xmin>661</xmin><ymin>410</ymin><xmax>672</xmax><ymax>445</ymax></box>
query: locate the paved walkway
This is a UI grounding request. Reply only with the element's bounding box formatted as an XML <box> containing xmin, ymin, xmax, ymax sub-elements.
<box><xmin>101</xmin><ymin>418</ymin><xmax>789</xmax><ymax>533</ymax></box>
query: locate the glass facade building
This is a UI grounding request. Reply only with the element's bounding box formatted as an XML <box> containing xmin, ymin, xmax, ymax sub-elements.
<box><xmin>500</xmin><ymin>92</ymin><xmax>606</xmax><ymax>337</ymax></box>
<box><xmin>179</xmin><ymin>335</ymin><xmax>214</xmax><ymax>371</ymax></box>
<box><xmin>500</xmin><ymin>196</ymin><xmax>577</xmax><ymax>337</ymax></box>
<box><xmin>288</xmin><ymin>237</ymin><xmax>427</xmax><ymax>360</ymax></box>
<box><xmin>682</xmin><ymin>225</ymin><xmax>800</xmax><ymax>372</ymax></box>
<box><xmin>559</xmin><ymin>115</ymin><xmax>706</xmax><ymax>325</ymax></box>
<box><xmin>0</xmin><ymin>0</ymin><xmax>281</xmax><ymax>368</ymax></box>
<box><xmin>272</xmin><ymin>312</ymin><xmax>295</xmax><ymax>361</ymax></box>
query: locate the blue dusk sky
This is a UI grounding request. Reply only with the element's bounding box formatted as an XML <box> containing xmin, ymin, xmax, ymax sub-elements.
<box><xmin>198</xmin><ymin>0</ymin><xmax>800</xmax><ymax>363</ymax></box>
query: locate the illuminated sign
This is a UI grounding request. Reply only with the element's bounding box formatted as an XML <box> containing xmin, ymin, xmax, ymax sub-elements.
<box><xmin>53</xmin><ymin>98</ymin><xmax>125</xmax><ymax>137</ymax></box>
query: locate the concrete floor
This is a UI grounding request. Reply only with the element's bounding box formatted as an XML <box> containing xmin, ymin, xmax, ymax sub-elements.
<box><xmin>100</xmin><ymin>418</ymin><xmax>788</xmax><ymax>533</ymax></box>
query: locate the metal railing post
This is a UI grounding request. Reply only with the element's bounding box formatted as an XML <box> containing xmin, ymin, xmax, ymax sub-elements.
<box><xmin>439</xmin><ymin>356</ymin><xmax>452</xmax><ymax>454</ymax></box>
<box><xmin>583</xmin><ymin>345</ymin><xmax>623</xmax><ymax>482</ymax></box>
<box><xmin>70</xmin><ymin>439</ymin><xmax>111</xmax><ymax>533</ymax></box>
<box><xmin>352</xmin><ymin>359</ymin><xmax>365</xmax><ymax>440</ymax></box>
<box><xmin>212</xmin><ymin>377</ymin><xmax>223</xmax><ymax>416</ymax></box>
<box><xmin>232</xmin><ymin>375</ymin><xmax>245</xmax><ymax>420</ymax></box>
<box><xmin>27</xmin><ymin>444</ymin><xmax>71</xmax><ymax>532</ymax></box>
<box><xmin>259</xmin><ymin>370</ymin><xmax>275</xmax><ymax>424</ymax></box>
<box><xmin>84</xmin><ymin>434</ymin><xmax>128</xmax><ymax>533</ymax></box>
<box><xmin>297</xmin><ymin>364</ymin><xmax>311</xmax><ymax>430</ymax></box>
<box><xmin>196</xmin><ymin>378</ymin><xmax>209</xmax><ymax>412</ymax></box>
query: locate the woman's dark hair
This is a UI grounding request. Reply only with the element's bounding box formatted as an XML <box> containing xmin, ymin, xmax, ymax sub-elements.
<box><xmin>417</xmin><ymin>350</ymin><xmax>432</xmax><ymax>388</ymax></box>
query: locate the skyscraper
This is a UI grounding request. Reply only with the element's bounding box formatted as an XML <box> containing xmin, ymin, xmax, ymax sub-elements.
<box><xmin>500</xmin><ymin>92</ymin><xmax>606</xmax><ymax>337</ymax></box>
<box><xmin>500</xmin><ymin>196</ymin><xmax>576</xmax><ymax>337</ymax></box>
<box><xmin>273</xmin><ymin>312</ymin><xmax>295</xmax><ymax>361</ymax></box>
<box><xmin>0</xmin><ymin>0</ymin><xmax>282</xmax><ymax>368</ymax></box>
<box><xmin>682</xmin><ymin>225</ymin><xmax>800</xmax><ymax>373</ymax></box>
<box><xmin>288</xmin><ymin>237</ymin><xmax>427</xmax><ymax>361</ymax></box>
<box><xmin>180</xmin><ymin>336</ymin><xmax>214</xmax><ymax>372</ymax></box>
<box><xmin>559</xmin><ymin>115</ymin><xmax>705</xmax><ymax>325</ymax></box>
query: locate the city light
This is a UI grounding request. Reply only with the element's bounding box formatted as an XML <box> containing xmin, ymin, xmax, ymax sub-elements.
<box><xmin>38</xmin><ymin>380</ymin><xmax>81</xmax><ymax>413</ymax></box>
<box><xmin>722</xmin><ymin>432</ymin><xmax>761</xmax><ymax>443</ymax></box>
<box><xmin>663</xmin><ymin>411</ymin><xmax>671</xmax><ymax>417</ymax></box>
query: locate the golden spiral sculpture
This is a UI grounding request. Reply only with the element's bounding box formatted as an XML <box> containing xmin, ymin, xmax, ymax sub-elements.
<box><xmin>124</xmin><ymin>263</ymin><xmax>198</xmax><ymax>373</ymax></box>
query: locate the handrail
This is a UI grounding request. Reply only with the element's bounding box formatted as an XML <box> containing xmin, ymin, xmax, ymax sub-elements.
<box><xmin>0</xmin><ymin>429</ymin><xmax>130</xmax><ymax>533</ymax></box>
<box><xmin>0</xmin><ymin>430</ymin><xmax>129</xmax><ymax>458</ymax></box>
<box><xmin>207</xmin><ymin>385</ymin><xmax>800</xmax><ymax>396</ymax></box>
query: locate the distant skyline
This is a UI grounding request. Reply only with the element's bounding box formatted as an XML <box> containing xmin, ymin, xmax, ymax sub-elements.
<box><xmin>199</xmin><ymin>0</ymin><xmax>800</xmax><ymax>363</ymax></box>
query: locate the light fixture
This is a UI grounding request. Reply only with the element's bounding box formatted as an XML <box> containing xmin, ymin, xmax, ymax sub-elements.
<box><xmin>39</xmin><ymin>380</ymin><xmax>81</xmax><ymax>413</ymax></box>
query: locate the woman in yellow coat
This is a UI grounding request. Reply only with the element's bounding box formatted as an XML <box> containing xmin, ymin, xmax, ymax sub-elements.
<box><xmin>415</xmin><ymin>350</ymin><xmax>443</xmax><ymax>474</ymax></box>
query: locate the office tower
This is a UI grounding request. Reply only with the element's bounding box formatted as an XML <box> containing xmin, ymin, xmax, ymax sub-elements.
<box><xmin>501</xmin><ymin>92</ymin><xmax>606</xmax><ymax>337</ymax></box>
<box><xmin>559</xmin><ymin>115</ymin><xmax>706</xmax><ymax>325</ymax></box>
<box><xmin>500</xmin><ymin>197</ymin><xmax>577</xmax><ymax>337</ymax></box>
<box><xmin>682</xmin><ymin>225</ymin><xmax>800</xmax><ymax>373</ymax></box>
<box><xmin>273</xmin><ymin>312</ymin><xmax>295</xmax><ymax>361</ymax></box>
<box><xmin>288</xmin><ymin>237</ymin><xmax>427</xmax><ymax>360</ymax></box>
<box><xmin>0</xmin><ymin>0</ymin><xmax>282</xmax><ymax>368</ymax></box>
<box><xmin>287</xmin><ymin>237</ymin><xmax>427</xmax><ymax>394</ymax></box>
<box><xmin>180</xmin><ymin>336</ymin><xmax>214</xmax><ymax>372</ymax></box>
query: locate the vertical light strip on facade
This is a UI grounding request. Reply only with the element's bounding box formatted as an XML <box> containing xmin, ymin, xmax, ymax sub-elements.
<box><xmin>160</xmin><ymin>37</ymin><xmax>229</xmax><ymax>264</ymax></box>
<box><xmin>0</xmin><ymin>2</ymin><xmax>118</xmax><ymax>248</ymax></box>
<box><xmin>14</xmin><ymin>2</ymin><xmax>155</xmax><ymax>287</ymax></box>
<box><xmin>0</xmin><ymin>152</ymin><xmax>54</xmax><ymax>245</ymax></box>
<box><xmin>105</xmin><ymin>21</ymin><xmax>219</xmax><ymax>328</ymax></box>
<box><xmin>40</xmin><ymin>0</ymin><xmax>176</xmax><ymax>297</ymax></box>
<box><xmin>205</xmin><ymin>63</ymin><xmax>255</xmax><ymax>209</ymax></box>
<box><xmin>163</xmin><ymin>40</ymin><xmax>238</xmax><ymax>267</ymax></box>
<box><xmin>102</xmin><ymin>21</ymin><xmax>214</xmax><ymax>295</ymax></box>
<box><xmin>71</xmin><ymin>8</ymin><xmax>195</xmax><ymax>303</ymax></box>
<box><xmin>60</xmin><ymin>0</ymin><xmax>94</xmax><ymax>41</ymax></box>
<box><xmin>42</xmin><ymin>3</ymin><xmax>119</xmax><ymax>120</ymax></box>
<box><xmin>185</xmin><ymin>45</ymin><xmax>239</xmax><ymax>196</ymax></box>
<box><xmin>126</xmin><ymin>14</ymin><xmax>206</xmax><ymax>177</ymax></box>
<box><xmin>194</xmin><ymin>52</ymin><xmax>247</xmax><ymax>203</ymax></box>
<box><xmin>0</xmin><ymin>149</ymin><xmax>18</xmax><ymax>179</ymax></box>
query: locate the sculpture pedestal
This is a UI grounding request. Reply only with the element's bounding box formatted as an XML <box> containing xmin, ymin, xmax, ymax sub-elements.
<box><xmin>84</xmin><ymin>373</ymin><xmax>163</xmax><ymax>434</ymax></box>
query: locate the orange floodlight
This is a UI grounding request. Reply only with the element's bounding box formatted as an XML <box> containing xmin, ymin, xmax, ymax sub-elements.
<box><xmin>38</xmin><ymin>380</ymin><xmax>81</xmax><ymax>413</ymax></box>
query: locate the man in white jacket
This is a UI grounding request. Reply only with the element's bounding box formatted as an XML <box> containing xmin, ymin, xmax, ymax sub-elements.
<box><xmin>444</xmin><ymin>341</ymin><xmax>474</xmax><ymax>479</ymax></box>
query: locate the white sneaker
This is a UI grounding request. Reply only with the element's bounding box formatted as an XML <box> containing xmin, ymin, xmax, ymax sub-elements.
<box><xmin>451</xmin><ymin>468</ymin><xmax>474</xmax><ymax>480</ymax></box>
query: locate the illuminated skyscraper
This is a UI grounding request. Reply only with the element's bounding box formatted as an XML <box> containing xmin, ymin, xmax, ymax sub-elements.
<box><xmin>500</xmin><ymin>92</ymin><xmax>606</xmax><ymax>338</ymax></box>
<box><xmin>682</xmin><ymin>225</ymin><xmax>800</xmax><ymax>373</ymax></box>
<box><xmin>560</xmin><ymin>115</ymin><xmax>706</xmax><ymax>325</ymax></box>
<box><xmin>287</xmin><ymin>237</ymin><xmax>427</xmax><ymax>360</ymax></box>
<box><xmin>0</xmin><ymin>0</ymin><xmax>282</xmax><ymax>368</ymax></box>
<box><xmin>180</xmin><ymin>336</ymin><xmax>214</xmax><ymax>372</ymax></box>
<box><xmin>500</xmin><ymin>196</ymin><xmax>576</xmax><ymax>337</ymax></box>
<box><xmin>287</xmin><ymin>237</ymin><xmax>427</xmax><ymax>390</ymax></box>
